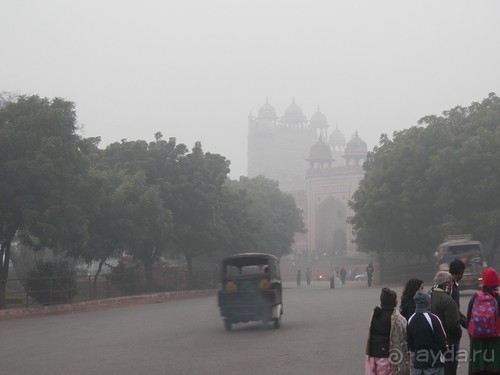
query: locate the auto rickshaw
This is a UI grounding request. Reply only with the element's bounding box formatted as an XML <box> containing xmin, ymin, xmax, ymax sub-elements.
<box><xmin>217</xmin><ymin>253</ymin><xmax>283</xmax><ymax>331</ymax></box>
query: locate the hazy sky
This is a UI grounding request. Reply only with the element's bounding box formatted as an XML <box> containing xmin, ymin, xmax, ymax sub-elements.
<box><xmin>2</xmin><ymin>1</ymin><xmax>500</xmax><ymax>179</ymax></box>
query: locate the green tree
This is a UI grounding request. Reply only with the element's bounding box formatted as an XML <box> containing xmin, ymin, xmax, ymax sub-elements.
<box><xmin>419</xmin><ymin>93</ymin><xmax>500</xmax><ymax>263</ymax></box>
<box><xmin>111</xmin><ymin>172</ymin><xmax>173</xmax><ymax>288</ymax></box>
<box><xmin>93</xmin><ymin>135</ymin><xmax>184</xmax><ymax>287</ymax></box>
<box><xmin>349</xmin><ymin>93</ymin><xmax>500</xmax><ymax>263</ymax></box>
<box><xmin>216</xmin><ymin>180</ymin><xmax>261</xmax><ymax>258</ymax></box>
<box><xmin>231</xmin><ymin>176</ymin><xmax>305</xmax><ymax>258</ymax></box>
<box><xmin>166</xmin><ymin>142</ymin><xmax>231</xmax><ymax>283</ymax></box>
<box><xmin>0</xmin><ymin>95</ymin><xmax>90</xmax><ymax>308</ymax></box>
<box><xmin>74</xmin><ymin>166</ymin><xmax>129</xmax><ymax>294</ymax></box>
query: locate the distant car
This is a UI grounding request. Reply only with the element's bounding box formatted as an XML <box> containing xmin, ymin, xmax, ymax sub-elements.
<box><xmin>355</xmin><ymin>273</ymin><xmax>368</xmax><ymax>281</ymax></box>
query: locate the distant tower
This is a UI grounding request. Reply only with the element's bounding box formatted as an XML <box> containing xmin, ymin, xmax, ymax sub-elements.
<box><xmin>247</xmin><ymin>98</ymin><xmax>368</xmax><ymax>257</ymax></box>
<box><xmin>248</xmin><ymin>98</ymin><xmax>316</xmax><ymax>192</ymax></box>
<box><xmin>247</xmin><ymin>98</ymin><xmax>277</xmax><ymax>178</ymax></box>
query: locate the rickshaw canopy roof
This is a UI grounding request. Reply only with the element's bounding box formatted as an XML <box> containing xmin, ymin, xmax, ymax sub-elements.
<box><xmin>221</xmin><ymin>253</ymin><xmax>278</xmax><ymax>268</ymax></box>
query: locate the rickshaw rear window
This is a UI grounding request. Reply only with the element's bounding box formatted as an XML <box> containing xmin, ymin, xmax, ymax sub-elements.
<box><xmin>225</xmin><ymin>264</ymin><xmax>267</xmax><ymax>276</ymax></box>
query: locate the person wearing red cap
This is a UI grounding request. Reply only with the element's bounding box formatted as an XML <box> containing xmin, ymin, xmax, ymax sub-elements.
<box><xmin>466</xmin><ymin>267</ymin><xmax>500</xmax><ymax>374</ymax></box>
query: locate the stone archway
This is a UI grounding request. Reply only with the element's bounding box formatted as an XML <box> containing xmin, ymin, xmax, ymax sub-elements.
<box><xmin>315</xmin><ymin>196</ymin><xmax>347</xmax><ymax>255</ymax></box>
<box><xmin>332</xmin><ymin>228</ymin><xmax>347</xmax><ymax>256</ymax></box>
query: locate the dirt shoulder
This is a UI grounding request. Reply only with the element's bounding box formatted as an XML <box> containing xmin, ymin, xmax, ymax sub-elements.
<box><xmin>0</xmin><ymin>289</ymin><xmax>217</xmax><ymax>321</ymax></box>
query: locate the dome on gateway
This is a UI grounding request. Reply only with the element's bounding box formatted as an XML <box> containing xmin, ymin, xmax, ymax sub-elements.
<box><xmin>258</xmin><ymin>98</ymin><xmax>277</xmax><ymax>120</ymax></box>
<box><xmin>345</xmin><ymin>131</ymin><xmax>368</xmax><ymax>154</ymax></box>
<box><xmin>329</xmin><ymin>126</ymin><xmax>346</xmax><ymax>146</ymax></box>
<box><xmin>309</xmin><ymin>107</ymin><xmax>328</xmax><ymax>129</ymax></box>
<box><xmin>282</xmin><ymin>98</ymin><xmax>306</xmax><ymax>124</ymax></box>
<box><xmin>308</xmin><ymin>139</ymin><xmax>332</xmax><ymax>160</ymax></box>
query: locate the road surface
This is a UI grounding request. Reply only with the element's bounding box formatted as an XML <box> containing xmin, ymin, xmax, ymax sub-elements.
<box><xmin>0</xmin><ymin>281</ymin><xmax>471</xmax><ymax>374</ymax></box>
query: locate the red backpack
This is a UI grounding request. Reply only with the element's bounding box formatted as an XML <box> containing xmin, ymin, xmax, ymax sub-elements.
<box><xmin>467</xmin><ymin>290</ymin><xmax>500</xmax><ymax>338</ymax></box>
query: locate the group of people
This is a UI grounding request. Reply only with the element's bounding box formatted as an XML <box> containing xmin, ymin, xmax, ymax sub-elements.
<box><xmin>365</xmin><ymin>261</ymin><xmax>500</xmax><ymax>375</ymax></box>
<box><xmin>296</xmin><ymin>266</ymin><xmax>349</xmax><ymax>285</ymax></box>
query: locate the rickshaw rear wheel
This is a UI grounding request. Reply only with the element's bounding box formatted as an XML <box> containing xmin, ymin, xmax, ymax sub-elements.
<box><xmin>223</xmin><ymin>319</ymin><xmax>232</xmax><ymax>332</ymax></box>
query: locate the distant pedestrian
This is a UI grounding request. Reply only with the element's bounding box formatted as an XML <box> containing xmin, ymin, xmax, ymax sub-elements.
<box><xmin>365</xmin><ymin>287</ymin><xmax>409</xmax><ymax>375</ymax></box>
<box><xmin>340</xmin><ymin>267</ymin><xmax>347</xmax><ymax>285</ymax></box>
<box><xmin>366</xmin><ymin>263</ymin><xmax>374</xmax><ymax>287</ymax></box>
<box><xmin>466</xmin><ymin>266</ymin><xmax>500</xmax><ymax>374</ymax></box>
<box><xmin>400</xmin><ymin>278</ymin><xmax>424</xmax><ymax>321</ymax></box>
<box><xmin>306</xmin><ymin>267</ymin><xmax>312</xmax><ymax>285</ymax></box>
<box><xmin>407</xmin><ymin>291</ymin><xmax>447</xmax><ymax>374</ymax></box>
<box><xmin>296</xmin><ymin>269</ymin><xmax>301</xmax><ymax>286</ymax></box>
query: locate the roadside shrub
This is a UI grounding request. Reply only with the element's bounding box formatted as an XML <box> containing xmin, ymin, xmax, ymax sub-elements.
<box><xmin>26</xmin><ymin>257</ymin><xmax>78</xmax><ymax>305</ymax></box>
<box><xmin>108</xmin><ymin>261</ymin><xmax>146</xmax><ymax>296</ymax></box>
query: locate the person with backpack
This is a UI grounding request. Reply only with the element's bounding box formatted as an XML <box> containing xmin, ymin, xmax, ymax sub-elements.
<box><xmin>466</xmin><ymin>266</ymin><xmax>500</xmax><ymax>374</ymax></box>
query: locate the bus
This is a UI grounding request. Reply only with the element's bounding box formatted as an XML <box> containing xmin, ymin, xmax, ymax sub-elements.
<box><xmin>435</xmin><ymin>234</ymin><xmax>487</xmax><ymax>290</ymax></box>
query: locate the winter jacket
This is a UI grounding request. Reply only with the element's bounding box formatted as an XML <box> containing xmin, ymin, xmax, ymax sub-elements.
<box><xmin>366</xmin><ymin>307</ymin><xmax>410</xmax><ymax>375</ymax></box>
<box><xmin>430</xmin><ymin>288</ymin><xmax>462</xmax><ymax>345</ymax></box>
<box><xmin>407</xmin><ymin>312</ymin><xmax>447</xmax><ymax>369</ymax></box>
<box><xmin>367</xmin><ymin>307</ymin><xmax>392</xmax><ymax>357</ymax></box>
<box><xmin>400</xmin><ymin>299</ymin><xmax>416</xmax><ymax>321</ymax></box>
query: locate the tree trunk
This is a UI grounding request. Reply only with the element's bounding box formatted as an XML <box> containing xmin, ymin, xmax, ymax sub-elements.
<box><xmin>92</xmin><ymin>259</ymin><xmax>106</xmax><ymax>299</ymax></box>
<box><xmin>0</xmin><ymin>239</ymin><xmax>12</xmax><ymax>309</ymax></box>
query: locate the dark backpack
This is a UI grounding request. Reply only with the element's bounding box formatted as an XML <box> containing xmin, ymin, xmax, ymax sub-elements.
<box><xmin>467</xmin><ymin>291</ymin><xmax>500</xmax><ymax>338</ymax></box>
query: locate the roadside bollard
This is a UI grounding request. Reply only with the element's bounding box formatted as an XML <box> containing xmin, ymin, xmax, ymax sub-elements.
<box><xmin>330</xmin><ymin>276</ymin><xmax>335</xmax><ymax>289</ymax></box>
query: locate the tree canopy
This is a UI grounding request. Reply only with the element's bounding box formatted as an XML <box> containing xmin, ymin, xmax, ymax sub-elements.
<box><xmin>0</xmin><ymin>95</ymin><xmax>90</xmax><ymax>308</ymax></box>
<box><xmin>0</xmin><ymin>94</ymin><xmax>308</xmax><ymax>307</ymax></box>
<box><xmin>349</xmin><ymin>93</ymin><xmax>500</xmax><ymax>263</ymax></box>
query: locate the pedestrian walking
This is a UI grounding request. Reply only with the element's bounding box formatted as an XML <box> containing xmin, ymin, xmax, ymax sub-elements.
<box><xmin>340</xmin><ymin>267</ymin><xmax>347</xmax><ymax>285</ymax></box>
<box><xmin>366</xmin><ymin>262</ymin><xmax>374</xmax><ymax>287</ymax></box>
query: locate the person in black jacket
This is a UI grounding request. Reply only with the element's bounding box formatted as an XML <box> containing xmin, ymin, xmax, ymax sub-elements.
<box><xmin>366</xmin><ymin>263</ymin><xmax>374</xmax><ymax>287</ymax></box>
<box><xmin>449</xmin><ymin>259</ymin><xmax>466</xmax><ymax>328</ymax></box>
<box><xmin>407</xmin><ymin>291</ymin><xmax>447</xmax><ymax>374</ymax></box>
<box><xmin>365</xmin><ymin>288</ymin><xmax>409</xmax><ymax>374</ymax></box>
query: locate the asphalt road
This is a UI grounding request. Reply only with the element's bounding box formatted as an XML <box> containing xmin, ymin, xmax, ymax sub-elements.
<box><xmin>0</xmin><ymin>281</ymin><xmax>472</xmax><ymax>375</ymax></box>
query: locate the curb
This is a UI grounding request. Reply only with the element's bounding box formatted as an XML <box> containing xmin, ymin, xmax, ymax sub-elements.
<box><xmin>0</xmin><ymin>289</ymin><xmax>217</xmax><ymax>321</ymax></box>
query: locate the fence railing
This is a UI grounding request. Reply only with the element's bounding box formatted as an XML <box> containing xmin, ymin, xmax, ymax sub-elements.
<box><xmin>5</xmin><ymin>267</ymin><xmax>218</xmax><ymax>309</ymax></box>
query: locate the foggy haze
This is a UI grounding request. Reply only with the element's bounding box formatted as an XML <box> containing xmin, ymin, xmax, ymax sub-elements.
<box><xmin>1</xmin><ymin>0</ymin><xmax>499</xmax><ymax>179</ymax></box>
